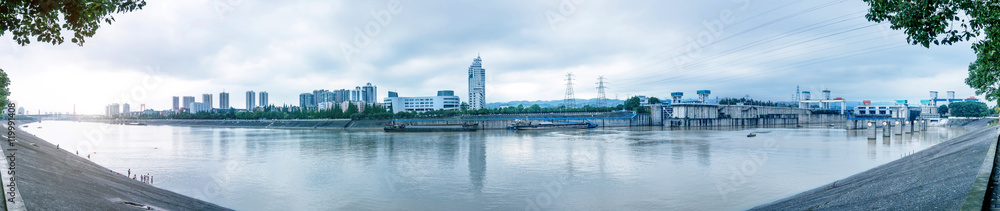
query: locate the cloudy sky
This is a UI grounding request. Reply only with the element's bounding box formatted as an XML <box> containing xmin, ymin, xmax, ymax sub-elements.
<box><xmin>0</xmin><ymin>0</ymin><xmax>986</xmax><ymax>114</ymax></box>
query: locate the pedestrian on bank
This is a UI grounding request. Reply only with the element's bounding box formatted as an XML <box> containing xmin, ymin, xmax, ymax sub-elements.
<box><xmin>128</xmin><ymin>169</ymin><xmax>131</xmax><ymax>177</ymax></box>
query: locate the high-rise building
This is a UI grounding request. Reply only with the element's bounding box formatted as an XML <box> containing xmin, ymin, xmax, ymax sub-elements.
<box><xmin>334</xmin><ymin>89</ymin><xmax>351</xmax><ymax>103</ymax></box>
<box><xmin>182</xmin><ymin>96</ymin><xmax>195</xmax><ymax>111</ymax></box>
<box><xmin>352</xmin><ymin>86</ymin><xmax>361</xmax><ymax>102</ymax></box>
<box><xmin>122</xmin><ymin>103</ymin><xmax>130</xmax><ymax>115</ymax></box>
<box><xmin>259</xmin><ymin>91</ymin><xmax>268</xmax><ymax>108</ymax></box>
<box><xmin>105</xmin><ymin>103</ymin><xmax>120</xmax><ymax>117</ymax></box>
<box><xmin>468</xmin><ymin>55</ymin><xmax>486</xmax><ymax>109</ymax></box>
<box><xmin>219</xmin><ymin>91</ymin><xmax>230</xmax><ymax>109</ymax></box>
<box><xmin>313</xmin><ymin>89</ymin><xmax>332</xmax><ymax>108</ymax></box>
<box><xmin>203</xmin><ymin>94</ymin><xmax>213</xmax><ymax>109</ymax></box>
<box><xmin>362</xmin><ymin>82</ymin><xmax>377</xmax><ymax>104</ymax></box>
<box><xmin>299</xmin><ymin>93</ymin><xmax>314</xmax><ymax>109</ymax></box>
<box><xmin>172</xmin><ymin>96</ymin><xmax>180</xmax><ymax>111</ymax></box>
<box><xmin>246</xmin><ymin>90</ymin><xmax>256</xmax><ymax>109</ymax></box>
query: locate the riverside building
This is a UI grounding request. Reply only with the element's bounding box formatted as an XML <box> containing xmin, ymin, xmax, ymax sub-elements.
<box><xmin>384</xmin><ymin>90</ymin><xmax>461</xmax><ymax>113</ymax></box>
<box><xmin>468</xmin><ymin>55</ymin><xmax>486</xmax><ymax>110</ymax></box>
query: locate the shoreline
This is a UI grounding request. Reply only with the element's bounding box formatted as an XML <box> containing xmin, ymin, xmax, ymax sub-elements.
<box><xmin>2</xmin><ymin>120</ymin><xmax>230</xmax><ymax>210</ymax></box>
<box><xmin>76</xmin><ymin>117</ymin><xmax>846</xmax><ymax>131</ymax></box>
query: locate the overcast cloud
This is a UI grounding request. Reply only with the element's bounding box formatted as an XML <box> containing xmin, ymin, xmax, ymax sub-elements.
<box><xmin>0</xmin><ymin>0</ymin><xmax>985</xmax><ymax>114</ymax></box>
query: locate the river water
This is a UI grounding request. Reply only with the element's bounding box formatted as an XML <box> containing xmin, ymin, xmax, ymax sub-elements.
<box><xmin>22</xmin><ymin>121</ymin><xmax>969</xmax><ymax>210</ymax></box>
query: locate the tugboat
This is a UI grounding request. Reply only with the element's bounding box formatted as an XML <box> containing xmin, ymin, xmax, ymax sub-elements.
<box><xmin>384</xmin><ymin>122</ymin><xmax>478</xmax><ymax>132</ymax></box>
<box><xmin>506</xmin><ymin>119</ymin><xmax>598</xmax><ymax>130</ymax></box>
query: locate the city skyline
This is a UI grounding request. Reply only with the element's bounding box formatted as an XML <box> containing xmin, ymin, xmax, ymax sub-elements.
<box><xmin>0</xmin><ymin>0</ymin><xmax>989</xmax><ymax>114</ymax></box>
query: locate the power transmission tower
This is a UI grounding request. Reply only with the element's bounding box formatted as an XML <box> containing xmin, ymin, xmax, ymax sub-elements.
<box><xmin>596</xmin><ymin>76</ymin><xmax>608</xmax><ymax>107</ymax></box>
<box><xmin>795</xmin><ymin>85</ymin><xmax>800</xmax><ymax>101</ymax></box>
<box><xmin>564</xmin><ymin>73</ymin><xmax>575</xmax><ymax>108</ymax></box>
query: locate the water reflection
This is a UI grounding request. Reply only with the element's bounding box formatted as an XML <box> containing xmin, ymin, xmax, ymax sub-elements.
<box><xmin>19</xmin><ymin>121</ymin><xmax>972</xmax><ymax>211</ymax></box>
<box><xmin>868</xmin><ymin>139</ymin><xmax>876</xmax><ymax>160</ymax></box>
<box><xmin>217</xmin><ymin>130</ymin><xmax>229</xmax><ymax>158</ymax></box>
<box><xmin>469</xmin><ymin>133</ymin><xmax>485</xmax><ymax>193</ymax></box>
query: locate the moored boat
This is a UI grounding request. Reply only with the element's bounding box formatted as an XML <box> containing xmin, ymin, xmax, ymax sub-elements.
<box><xmin>384</xmin><ymin>123</ymin><xmax>478</xmax><ymax>132</ymax></box>
<box><xmin>506</xmin><ymin>120</ymin><xmax>598</xmax><ymax>130</ymax></box>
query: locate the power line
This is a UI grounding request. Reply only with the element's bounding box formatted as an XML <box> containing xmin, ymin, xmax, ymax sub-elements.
<box><xmin>622</xmin><ymin>0</ymin><xmax>851</xmax><ymax>84</ymax></box>
<box><xmin>614</xmin><ymin>19</ymin><xmax>893</xmax><ymax>93</ymax></box>
<box><xmin>618</xmin><ymin>11</ymin><xmax>870</xmax><ymax>88</ymax></box>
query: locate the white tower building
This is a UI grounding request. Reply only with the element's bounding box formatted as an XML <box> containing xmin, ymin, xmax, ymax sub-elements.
<box><xmin>468</xmin><ymin>55</ymin><xmax>486</xmax><ymax>110</ymax></box>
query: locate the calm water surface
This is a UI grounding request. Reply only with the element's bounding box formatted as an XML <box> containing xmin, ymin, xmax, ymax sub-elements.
<box><xmin>23</xmin><ymin>121</ymin><xmax>969</xmax><ymax>210</ymax></box>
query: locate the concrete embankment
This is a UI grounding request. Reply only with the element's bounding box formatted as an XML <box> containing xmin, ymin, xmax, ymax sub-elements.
<box><xmin>752</xmin><ymin>118</ymin><xmax>998</xmax><ymax>210</ymax></box>
<box><xmin>85</xmin><ymin>112</ymin><xmax>638</xmax><ymax>130</ymax></box>
<box><xmin>393</xmin><ymin>112</ymin><xmax>638</xmax><ymax>129</ymax></box>
<box><xmin>90</xmin><ymin>119</ymin><xmax>361</xmax><ymax>129</ymax></box>
<box><xmin>2</xmin><ymin>121</ymin><xmax>230</xmax><ymax>210</ymax></box>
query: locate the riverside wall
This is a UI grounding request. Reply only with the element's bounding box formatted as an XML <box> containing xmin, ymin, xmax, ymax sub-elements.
<box><xmin>392</xmin><ymin>112</ymin><xmax>638</xmax><ymax>129</ymax></box>
<box><xmin>665</xmin><ymin>114</ymin><xmax>846</xmax><ymax>127</ymax></box>
<box><xmin>665</xmin><ymin>104</ymin><xmax>847</xmax><ymax>127</ymax></box>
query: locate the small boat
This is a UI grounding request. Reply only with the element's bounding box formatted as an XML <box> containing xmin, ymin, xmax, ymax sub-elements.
<box><xmin>747</xmin><ymin>133</ymin><xmax>756</xmax><ymax>137</ymax></box>
<box><xmin>507</xmin><ymin>120</ymin><xmax>598</xmax><ymax>130</ymax></box>
<box><xmin>126</xmin><ymin>122</ymin><xmax>147</xmax><ymax>126</ymax></box>
<box><xmin>21</xmin><ymin>125</ymin><xmax>27</xmax><ymax>128</ymax></box>
<box><xmin>384</xmin><ymin>123</ymin><xmax>478</xmax><ymax>132</ymax></box>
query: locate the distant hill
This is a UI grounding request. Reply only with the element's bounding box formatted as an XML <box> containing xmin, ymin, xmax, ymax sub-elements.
<box><xmin>486</xmin><ymin>98</ymin><xmax>625</xmax><ymax>108</ymax></box>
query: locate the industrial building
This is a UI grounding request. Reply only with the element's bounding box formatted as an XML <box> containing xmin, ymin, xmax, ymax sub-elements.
<box><xmin>385</xmin><ymin>90</ymin><xmax>461</xmax><ymax>113</ymax></box>
<box><xmin>656</xmin><ymin>89</ymin><xmax>851</xmax><ymax>127</ymax></box>
<box><xmin>797</xmin><ymin>90</ymin><xmax>846</xmax><ymax>113</ymax></box>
